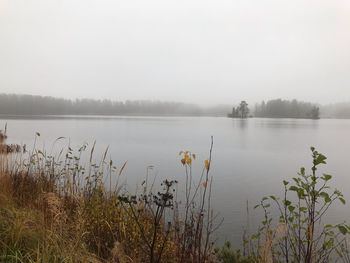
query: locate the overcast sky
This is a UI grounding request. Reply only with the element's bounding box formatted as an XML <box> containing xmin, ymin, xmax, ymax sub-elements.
<box><xmin>0</xmin><ymin>0</ymin><xmax>350</xmax><ymax>105</ymax></box>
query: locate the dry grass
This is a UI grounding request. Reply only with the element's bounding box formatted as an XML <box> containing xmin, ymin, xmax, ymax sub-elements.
<box><xmin>0</xmin><ymin>131</ymin><xmax>218</xmax><ymax>263</ymax></box>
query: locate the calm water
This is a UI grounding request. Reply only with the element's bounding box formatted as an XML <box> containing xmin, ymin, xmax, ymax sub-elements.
<box><xmin>1</xmin><ymin>116</ymin><xmax>350</xmax><ymax>247</ymax></box>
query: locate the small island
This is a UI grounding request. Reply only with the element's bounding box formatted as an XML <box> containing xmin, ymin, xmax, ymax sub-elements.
<box><xmin>227</xmin><ymin>100</ymin><xmax>250</xmax><ymax>118</ymax></box>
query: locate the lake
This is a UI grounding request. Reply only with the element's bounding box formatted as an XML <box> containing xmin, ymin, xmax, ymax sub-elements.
<box><xmin>1</xmin><ymin>116</ymin><xmax>349</xmax><ymax>247</ymax></box>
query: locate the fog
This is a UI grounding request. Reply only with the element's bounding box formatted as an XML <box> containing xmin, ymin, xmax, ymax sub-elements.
<box><xmin>1</xmin><ymin>0</ymin><xmax>350</xmax><ymax>105</ymax></box>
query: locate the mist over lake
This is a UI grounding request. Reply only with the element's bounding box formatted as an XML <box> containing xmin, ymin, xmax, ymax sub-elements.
<box><xmin>2</xmin><ymin>0</ymin><xmax>350</xmax><ymax>260</ymax></box>
<box><xmin>2</xmin><ymin>115</ymin><xmax>349</xmax><ymax>247</ymax></box>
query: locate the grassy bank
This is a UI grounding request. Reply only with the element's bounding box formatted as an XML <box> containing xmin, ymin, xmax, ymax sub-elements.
<box><xmin>0</xmin><ymin>131</ymin><xmax>218</xmax><ymax>263</ymax></box>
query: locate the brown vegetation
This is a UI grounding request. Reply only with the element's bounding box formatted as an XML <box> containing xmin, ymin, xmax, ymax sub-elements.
<box><xmin>0</xmin><ymin>131</ymin><xmax>218</xmax><ymax>263</ymax></box>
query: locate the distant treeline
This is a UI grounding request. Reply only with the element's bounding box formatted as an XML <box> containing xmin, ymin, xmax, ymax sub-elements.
<box><xmin>2</xmin><ymin>94</ymin><xmax>350</xmax><ymax>119</ymax></box>
<box><xmin>254</xmin><ymin>99</ymin><xmax>320</xmax><ymax>119</ymax></box>
<box><xmin>0</xmin><ymin>94</ymin><xmax>229</xmax><ymax>117</ymax></box>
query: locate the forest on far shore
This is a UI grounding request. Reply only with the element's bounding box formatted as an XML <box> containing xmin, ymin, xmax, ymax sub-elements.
<box><xmin>253</xmin><ymin>99</ymin><xmax>320</xmax><ymax>119</ymax></box>
<box><xmin>1</xmin><ymin>93</ymin><xmax>350</xmax><ymax>119</ymax></box>
<box><xmin>0</xmin><ymin>93</ymin><xmax>227</xmax><ymax>117</ymax></box>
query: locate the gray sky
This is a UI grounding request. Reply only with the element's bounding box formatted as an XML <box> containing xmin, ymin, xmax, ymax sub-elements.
<box><xmin>1</xmin><ymin>0</ymin><xmax>350</xmax><ymax>105</ymax></box>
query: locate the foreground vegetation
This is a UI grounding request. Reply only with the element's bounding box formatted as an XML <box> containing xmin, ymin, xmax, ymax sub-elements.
<box><xmin>0</xmin><ymin>131</ymin><xmax>220</xmax><ymax>262</ymax></box>
<box><xmin>0</xmin><ymin>129</ymin><xmax>349</xmax><ymax>262</ymax></box>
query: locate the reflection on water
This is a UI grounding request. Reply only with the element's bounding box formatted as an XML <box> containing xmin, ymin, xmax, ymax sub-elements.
<box><xmin>254</xmin><ymin>118</ymin><xmax>320</xmax><ymax>129</ymax></box>
<box><xmin>230</xmin><ymin>118</ymin><xmax>320</xmax><ymax>132</ymax></box>
<box><xmin>231</xmin><ymin>118</ymin><xmax>248</xmax><ymax>130</ymax></box>
<box><xmin>0</xmin><ymin>116</ymin><xmax>349</xmax><ymax>247</ymax></box>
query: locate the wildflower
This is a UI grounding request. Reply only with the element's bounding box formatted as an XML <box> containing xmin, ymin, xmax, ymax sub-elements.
<box><xmin>204</xmin><ymin>159</ymin><xmax>210</xmax><ymax>171</ymax></box>
<box><xmin>180</xmin><ymin>151</ymin><xmax>194</xmax><ymax>166</ymax></box>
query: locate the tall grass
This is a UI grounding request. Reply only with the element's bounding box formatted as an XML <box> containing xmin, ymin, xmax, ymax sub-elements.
<box><xmin>0</xmin><ymin>130</ymin><xmax>218</xmax><ymax>262</ymax></box>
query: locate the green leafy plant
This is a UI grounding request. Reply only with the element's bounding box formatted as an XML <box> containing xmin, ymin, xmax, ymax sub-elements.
<box><xmin>250</xmin><ymin>147</ymin><xmax>349</xmax><ymax>263</ymax></box>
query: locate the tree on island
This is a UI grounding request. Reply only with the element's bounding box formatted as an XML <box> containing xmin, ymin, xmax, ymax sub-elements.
<box><xmin>238</xmin><ymin>100</ymin><xmax>249</xmax><ymax>118</ymax></box>
<box><xmin>309</xmin><ymin>106</ymin><xmax>320</xmax><ymax>119</ymax></box>
<box><xmin>228</xmin><ymin>101</ymin><xmax>250</xmax><ymax>118</ymax></box>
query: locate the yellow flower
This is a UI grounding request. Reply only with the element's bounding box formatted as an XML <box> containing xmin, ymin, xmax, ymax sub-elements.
<box><xmin>180</xmin><ymin>150</ymin><xmax>194</xmax><ymax>166</ymax></box>
<box><xmin>185</xmin><ymin>155</ymin><xmax>192</xmax><ymax>165</ymax></box>
<box><xmin>204</xmin><ymin>160</ymin><xmax>210</xmax><ymax>171</ymax></box>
